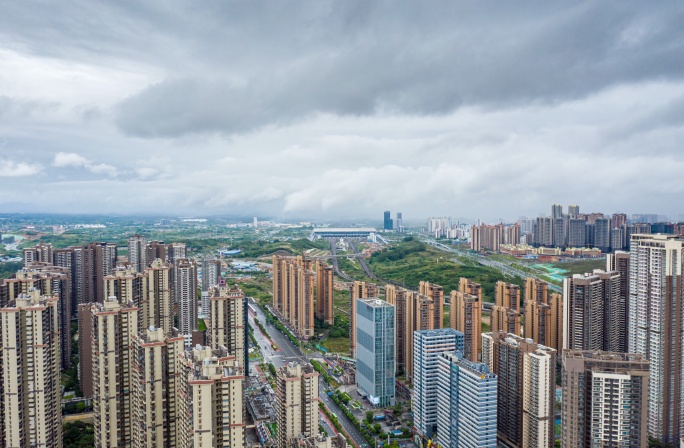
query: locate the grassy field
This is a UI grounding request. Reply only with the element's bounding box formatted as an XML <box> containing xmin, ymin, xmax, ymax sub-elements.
<box><xmin>551</xmin><ymin>258</ymin><xmax>606</xmax><ymax>275</ymax></box>
<box><xmin>322</xmin><ymin>337</ymin><xmax>350</xmax><ymax>354</ymax></box>
<box><xmin>368</xmin><ymin>240</ymin><xmax>524</xmax><ymax>301</ymax></box>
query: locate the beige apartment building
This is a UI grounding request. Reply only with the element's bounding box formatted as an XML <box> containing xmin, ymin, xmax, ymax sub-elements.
<box><xmin>482</xmin><ymin>331</ymin><xmax>556</xmax><ymax>448</ymax></box>
<box><xmin>131</xmin><ymin>326</ymin><xmax>185</xmax><ymax>448</ymax></box>
<box><xmin>91</xmin><ymin>297</ymin><xmax>139</xmax><ymax>448</ymax></box>
<box><xmin>348</xmin><ymin>280</ymin><xmax>377</xmax><ymax>358</ymax></box>
<box><xmin>385</xmin><ymin>284</ymin><xmax>409</xmax><ymax>374</ymax></box>
<box><xmin>206</xmin><ymin>283</ymin><xmax>246</xmax><ymax>367</ymax></box>
<box><xmin>177</xmin><ymin>346</ymin><xmax>245</xmax><ymax>448</ymax></box>
<box><xmin>276</xmin><ymin>363</ymin><xmax>320</xmax><ymax>448</ymax></box>
<box><xmin>272</xmin><ymin>255</ymin><xmax>316</xmax><ymax>339</ymax></box>
<box><xmin>405</xmin><ymin>291</ymin><xmax>439</xmax><ymax>382</ymax></box>
<box><xmin>491</xmin><ymin>281</ymin><xmax>521</xmax><ymax>336</ymax></box>
<box><xmin>523</xmin><ymin>278</ymin><xmax>562</xmax><ymax>354</ymax></box>
<box><xmin>0</xmin><ymin>289</ymin><xmax>62</xmax><ymax>447</ymax></box>
<box><xmin>450</xmin><ymin>278</ymin><xmax>483</xmax><ymax>362</ymax></box>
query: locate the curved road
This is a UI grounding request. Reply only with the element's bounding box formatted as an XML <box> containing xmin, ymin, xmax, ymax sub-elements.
<box><xmin>347</xmin><ymin>240</ymin><xmax>408</xmax><ymax>289</ymax></box>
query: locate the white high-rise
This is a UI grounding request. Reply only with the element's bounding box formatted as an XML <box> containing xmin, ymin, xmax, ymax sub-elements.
<box><xmin>629</xmin><ymin>233</ymin><xmax>684</xmax><ymax>444</ymax></box>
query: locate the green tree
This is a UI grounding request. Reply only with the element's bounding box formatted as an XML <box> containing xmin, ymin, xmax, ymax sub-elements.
<box><xmin>365</xmin><ymin>411</ymin><xmax>374</xmax><ymax>425</ymax></box>
<box><xmin>373</xmin><ymin>423</ymin><xmax>382</xmax><ymax>434</ymax></box>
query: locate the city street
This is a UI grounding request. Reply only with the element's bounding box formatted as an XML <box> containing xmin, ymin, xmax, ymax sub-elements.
<box><xmin>248</xmin><ymin>302</ymin><xmax>368</xmax><ymax>448</ymax></box>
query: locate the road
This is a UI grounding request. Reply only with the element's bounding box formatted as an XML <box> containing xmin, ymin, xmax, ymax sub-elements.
<box><xmin>328</xmin><ymin>239</ymin><xmax>353</xmax><ymax>281</ymax></box>
<box><xmin>347</xmin><ymin>239</ymin><xmax>408</xmax><ymax>289</ymax></box>
<box><xmin>248</xmin><ymin>303</ymin><xmax>369</xmax><ymax>448</ymax></box>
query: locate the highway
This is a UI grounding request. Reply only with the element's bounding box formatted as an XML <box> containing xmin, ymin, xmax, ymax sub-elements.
<box><xmin>248</xmin><ymin>303</ymin><xmax>368</xmax><ymax>448</ymax></box>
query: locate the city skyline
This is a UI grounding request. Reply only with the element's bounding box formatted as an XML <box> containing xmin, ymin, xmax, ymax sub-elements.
<box><xmin>1</xmin><ymin>3</ymin><xmax>684</xmax><ymax>218</ymax></box>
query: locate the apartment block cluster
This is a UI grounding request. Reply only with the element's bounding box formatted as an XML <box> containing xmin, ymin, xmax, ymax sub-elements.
<box><xmin>1</xmin><ymin>235</ymin><xmax>260</xmax><ymax>447</ymax></box>
<box><xmin>471</xmin><ymin>203</ymin><xmax>684</xmax><ymax>255</ymax></box>
<box><xmin>348</xmin><ymin>232</ymin><xmax>674</xmax><ymax>448</ymax></box>
<box><xmin>272</xmin><ymin>255</ymin><xmax>334</xmax><ymax>338</ymax></box>
<box><xmin>425</xmin><ymin>216</ymin><xmax>470</xmax><ymax>239</ymax></box>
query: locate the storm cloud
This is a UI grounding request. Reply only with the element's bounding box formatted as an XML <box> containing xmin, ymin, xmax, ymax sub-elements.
<box><xmin>0</xmin><ymin>1</ymin><xmax>683</xmax><ymax>220</ymax></box>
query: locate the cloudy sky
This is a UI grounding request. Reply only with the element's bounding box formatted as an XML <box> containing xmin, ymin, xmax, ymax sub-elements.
<box><xmin>1</xmin><ymin>1</ymin><xmax>684</xmax><ymax>222</ymax></box>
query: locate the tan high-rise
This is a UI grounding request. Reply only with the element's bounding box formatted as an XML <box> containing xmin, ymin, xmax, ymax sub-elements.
<box><xmin>275</xmin><ymin>362</ymin><xmax>320</xmax><ymax>448</ymax></box>
<box><xmin>177</xmin><ymin>345</ymin><xmax>245</xmax><ymax>448</ymax></box>
<box><xmin>315</xmin><ymin>260</ymin><xmax>334</xmax><ymax>325</ymax></box>
<box><xmin>0</xmin><ymin>289</ymin><xmax>62</xmax><ymax>448</ymax></box>
<box><xmin>131</xmin><ymin>327</ymin><xmax>185</xmax><ymax>448</ymax></box>
<box><xmin>175</xmin><ymin>258</ymin><xmax>197</xmax><ymax>346</ymax></box>
<box><xmin>492</xmin><ymin>281</ymin><xmax>521</xmax><ymax>336</ymax></box>
<box><xmin>405</xmin><ymin>291</ymin><xmax>438</xmax><ymax>382</ymax></box>
<box><xmin>22</xmin><ymin>242</ymin><xmax>53</xmax><ymax>266</ymax></box>
<box><xmin>127</xmin><ymin>234</ymin><xmax>147</xmax><ymax>273</ymax></box>
<box><xmin>272</xmin><ymin>255</ymin><xmax>316</xmax><ymax>339</ymax></box>
<box><xmin>482</xmin><ymin>331</ymin><xmax>556</xmax><ymax>448</ymax></box>
<box><xmin>450</xmin><ymin>278</ymin><xmax>482</xmax><ymax>362</ymax></box>
<box><xmin>523</xmin><ymin>278</ymin><xmax>562</xmax><ymax>354</ymax></box>
<box><xmin>349</xmin><ymin>281</ymin><xmax>377</xmax><ymax>358</ymax></box>
<box><xmin>386</xmin><ymin>285</ymin><xmax>409</xmax><ymax>374</ymax></box>
<box><xmin>419</xmin><ymin>281</ymin><xmax>444</xmax><ymax>329</ymax></box>
<box><xmin>91</xmin><ymin>297</ymin><xmax>139</xmax><ymax>448</ymax></box>
<box><xmin>207</xmin><ymin>283</ymin><xmax>246</xmax><ymax>367</ymax></box>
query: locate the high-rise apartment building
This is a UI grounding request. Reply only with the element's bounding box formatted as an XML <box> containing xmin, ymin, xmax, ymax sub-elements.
<box><xmin>2</xmin><ymin>263</ymin><xmax>72</xmax><ymax>369</ymax></box>
<box><xmin>175</xmin><ymin>258</ymin><xmax>198</xmax><ymax>346</ymax></box>
<box><xmin>523</xmin><ymin>278</ymin><xmax>562</xmax><ymax>354</ymax></box>
<box><xmin>405</xmin><ymin>291</ymin><xmax>438</xmax><ymax>382</ymax></box>
<box><xmin>128</xmin><ymin>234</ymin><xmax>147</xmax><ymax>273</ymax></box>
<box><xmin>201</xmin><ymin>257</ymin><xmax>221</xmax><ymax>291</ymax></box>
<box><xmin>561</xmin><ymin>350</ymin><xmax>649</xmax><ymax>448</ymax></box>
<box><xmin>355</xmin><ymin>298</ymin><xmax>395</xmax><ymax>406</ymax></box>
<box><xmin>272</xmin><ymin>255</ymin><xmax>316</xmax><ymax>339</ymax></box>
<box><xmin>594</xmin><ymin>217</ymin><xmax>611</xmax><ymax>252</ymax></box>
<box><xmin>611</xmin><ymin>213</ymin><xmax>627</xmax><ymax>229</ymax></box>
<box><xmin>396</xmin><ymin>212</ymin><xmax>404</xmax><ymax>232</ymax></box>
<box><xmin>52</xmin><ymin>242</ymin><xmax>117</xmax><ymax>308</ymax></box>
<box><xmin>482</xmin><ymin>332</ymin><xmax>556</xmax><ymax>448</ymax></box>
<box><xmin>568</xmin><ymin>204</ymin><xmax>580</xmax><ymax>218</ymax></box>
<box><xmin>413</xmin><ymin>329</ymin><xmax>464</xmax><ymax>440</ymax></box>
<box><xmin>551</xmin><ymin>204</ymin><xmax>563</xmax><ymax>220</ymax></box>
<box><xmin>419</xmin><ymin>280</ymin><xmax>444</xmax><ymax>329</ymax></box>
<box><xmin>314</xmin><ymin>260</ymin><xmax>334</xmax><ymax>325</ymax></box>
<box><xmin>177</xmin><ymin>345</ymin><xmax>245</xmax><ymax>448</ymax></box>
<box><xmin>552</xmin><ymin>218</ymin><xmax>566</xmax><ymax>248</ymax></box>
<box><xmin>275</xmin><ymin>362</ymin><xmax>319</xmax><ymax>448</ymax></box>
<box><xmin>436</xmin><ymin>351</ymin><xmax>498</xmax><ymax>448</ymax></box>
<box><xmin>567</xmin><ymin>219</ymin><xmax>586</xmax><ymax>247</ymax></box>
<box><xmin>607</xmin><ymin>251</ymin><xmax>630</xmax><ymax>352</ymax></box>
<box><xmin>131</xmin><ymin>326</ymin><xmax>185</xmax><ymax>448</ymax></box>
<box><xmin>91</xmin><ymin>297</ymin><xmax>139</xmax><ymax>447</ymax></box>
<box><xmin>78</xmin><ymin>302</ymin><xmax>94</xmax><ymax>398</ymax></box>
<box><xmin>0</xmin><ymin>289</ymin><xmax>62</xmax><ymax>447</ymax></box>
<box><xmin>491</xmin><ymin>281</ymin><xmax>521</xmax><ymax>336</ymax></box>
<box><xmin>563</xmin><ymin>270</ymin><xmax>622</xmax><ymax>352</ymax></box>
<box><xmin>535</xmin><ymin>217</ymin><xmax>553</xmax><ymax>247</ymax></box>
<box><xmin>348</xmin><ymin>280</ymin><xmax>377</xmax><ymax>358</ymax></box>
<box><xmin>385</xmin><ymin>285</ymin><xmax>409</xmax><ymax>374</ymax></box>
<box><xmin>629</xmin><ymin>234</ymin><xmax>684</xmax><ymax>444</ymax></box>
<box><xmin>22</xmin><ymin>242</ymin><xmax>53</xmax><ymax>266</ymax></box>
<box><xmin>206</xmin><ymin>282</ymin><xmax>247</xmax><ymax>368</ymax></box>
<box><xmin>450</xmin><ymin>278</ymin><xmax>482</xmax><ymax>362</ymax></box>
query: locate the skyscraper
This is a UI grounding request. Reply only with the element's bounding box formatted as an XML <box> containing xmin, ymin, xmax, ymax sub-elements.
<box><xmin>175</xmin><ymin>258</ymin><xmax>198</xmax><ymax>346</ymax></box>
<box><xmin>594</xmin><ymin>217</ymin><xmax>611</xmax><ymax>252</ymax></box>
<box><xmin>275</xmin><ymin>362</ymin><xmax>319</xmax><ymax>448</ymax></box>
<box><xmin>482</xmin><ymin>332</ymin><xmax>556</xmax><ymax>448</ymax></box>
<box><xmin>405</xmin><ymin>291</ymin><xmax>437</xmax><ymax>382</ymax></box>
<box><xmin>491</xmin><ymin>281</ymin><xmax>521</xmax><ymax>336</ymax></box>
<box><xmin>314</xmin><ymin>260</ymin><xmax>334</xmax><ymax>325</ymax></box>
<box><xmin>413</xmin><ymin>329</ymin><xmax>464</xmax><ymax>440</ymax></box>
<box><xmin>385</xmin><ymin>285</ymin><xmax>409</xmax><ymax>374</ymax></box>
<box><xmin>201</xmin><ymin>257</ymin><xmax>221</xmax><ymax>291</ymax></box>
<box><xmin>348</xmin><ymin>280</ymin><xmax>377</xmax><ymax>358</ymax></box>
<box><xmin>383</xmin><ymin>210</ymin><xmax>393</xmax><ymax>230</ymax></box>
<box><xmin>436</xmin><ymin>351</ymin><xmax>498</xmax><ymax>448</ymax></box>
<box><xmin>396</xmin><ymin>212</ymin><xmax>404</xmax><ymax>232</ymax></box>
<box><xmin>128</xmin><ymin>234</ymin><xmax>147</xmax><ymax>273</ymax></box>
<box><xmin>0</xmin><ymin>289</ymin><xmax>62</xmax><ymax>447</ymax></box>
<box><xmin>561</xmin><ymin>350</ymin><xmax>649</xmax><ymax>448</ymax></box>
<box><xmin>419</xmin><ymin>280</ymin><xmax>444</xmax><ymax>329</ymax></box>
<box><xmin>22</xmin><ymin>242</ymin><xmax>53</xmax><ymax>266</ymax></box>
<box><xmin>563</xmin><ymin>270</ymin><xmax>622</xmax><ymax>352</ymax></box>
<box><xmin>131</xmin><ymin>326</ymin><xmax>185</xmax><ymax>448</ymax></box>
<box><xmin>523</xmin><ymin>278</ymin><xmax>562</xmax><ymax>354</ymax></box>
<box><xmin>206</xmin><ymin>282</ymin><xmax>247</xmax><ymax>368</ymax></box>
<box><xmin>567</xmin><ymin>218</ymin><xmax>586</xmax><ymax>247</ymax></box>
<box><xmin>607</xmin><ymin>250</ymin><xmax>630</xmax><ymax>350</ymax></box>
<box><xmin>355</xmin><ymin>298</ymin><xmax>395</xmax><ymax>406</ymax></box>
<box><xmin>272</xmin><ymin>255</ymin><xmax>316</xmax><ymax>339</ymax></box>
<box><xmin>629</xmin><ymin>234</ymin><xmax>684</xmax><ymax>443</ymax></box>
<box><xmin>450</xmin><ymin>278</ymin><xmax>482</xmax><ymax>362</ymax></box>
<box><xmin>567</xmin><ymin>204</ymin><xmax>580</xmax><ymax>218</ymax></box>
<box><xmin>551</xmin><ymin>204</ymin><xmax>563</xmax><ymax>220</ymax></box>
<box><xmin>91</xmin><ymin>297</ymin><xmax>139</xmax><ymax>447</ymax></box>
<box><xmin>177</xmin><ymin>345</ymin><xmax>245</xmax><ymax>448</ymax></box>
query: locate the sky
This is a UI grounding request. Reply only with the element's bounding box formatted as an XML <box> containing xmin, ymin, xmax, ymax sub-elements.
<box><xmin>1</xmin><ymin>1</ymin><xmax>684</xmax><ymax>222</ymax></box>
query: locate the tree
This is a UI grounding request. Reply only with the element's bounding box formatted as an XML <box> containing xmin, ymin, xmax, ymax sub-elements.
<box><xmin>365</xmin><ymin>411</ymin><xmax>374</xmax><ymax>425</ymax></box>
<box><xmin>372</xmin><ymin>423</ymin><xmax>382</xmax><ymax>434</ymax></box>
